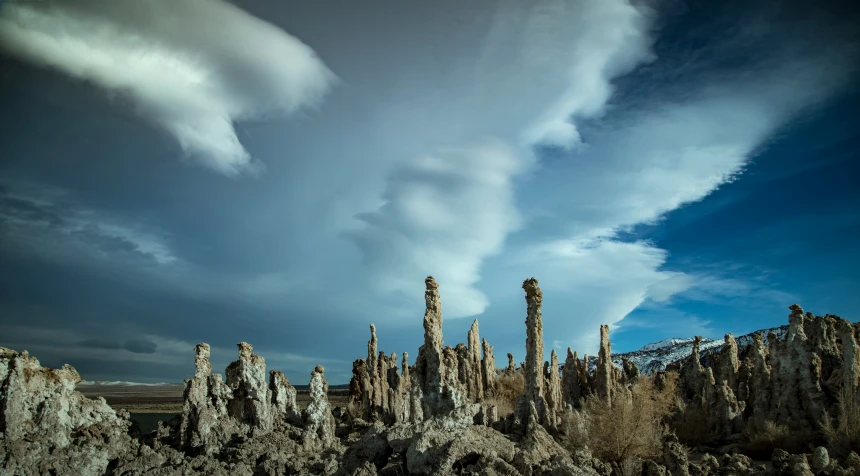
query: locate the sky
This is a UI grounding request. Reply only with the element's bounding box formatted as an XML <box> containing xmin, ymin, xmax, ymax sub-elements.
<box><xmin>0</xmin><ymin>0</ymin><xmax>858</xmax><ymax>384</ymax></box>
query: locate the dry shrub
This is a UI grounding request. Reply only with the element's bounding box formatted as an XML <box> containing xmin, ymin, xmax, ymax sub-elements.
<box><xmin>823</xmin><ymin>388</ymin><xmax>860</xmax><ymax>457</ymax></box>
<box><xmin>485</xmin><ymin>372</ymin><xmax>524</xmax><ymax>417</ymax></box>
<box><xmin>562</xmin><ymin>373</ymin><xmax>678</xmax><ymax>465</ymax></box>
<box><xmin>743</xmin><ymin>419</ymin><xmax>807</xmax><ymax>457</ymax></box>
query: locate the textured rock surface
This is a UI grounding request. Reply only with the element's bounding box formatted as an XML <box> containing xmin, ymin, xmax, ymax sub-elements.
<box><xmin>179</xmin><ymin>343</ymin><xmax>237</xmax><ymax>454</ymax></box>
<box><xmin>302</xmin><ymin>365</ymin><xmax>336</xmax><ymax>450</ymax></box>
<box><xmin>0</xmin><ymin>348</ymin><xmax>132</xmax><ymax>475</ymax></box>
<box><xmin>270</xmin><ymin>370</ymin><xmax>299</xmax><ymax>424</ymax></box>
<box><xmin>225</xmin><ymin>342</ymin><xmax>273</xmax><ymax>436</ymax></box>
<box><xmin>595</xmin><ymin>325</ymin><xmax>614</xmax><ymax>405</ymax></box>
<box><xmin>467</xmin><ymin>320</ymin><xmax>484</xmax><ymax>401</ymax></box>
<box><xmin>506</xmin><ymin>352</ymin><xmax>517</xmax><ymax>375</ymax></box>
<box><xmin>545</xmin><ymin>350</ymin><xmax>563</xmax><ymax>423</ymax></box>
<box><xmin>482</xmin><ymin>337</ymin><xmax>497</xmax><ymax>396</ymax></box>
<box><xmin>561</xmin><ymin>348</ymin><xmax>582</xmax><ymax>408</ymax></box>
<box><xmin>718</xmin><ymin>333</ymin><xmax>740</xmax><ymax>391</ymax></box>
<box><xmin>518</xmin><ymin>278</ymin><xmax>548</xmax><ymax>431</ymax></box>
<box><xmin>413</xmin><ymin>276</ymin><xmax>449</xmax><ymax>417</ymax></box>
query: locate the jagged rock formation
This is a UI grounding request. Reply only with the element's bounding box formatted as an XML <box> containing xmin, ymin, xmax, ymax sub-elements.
<box><xmin>561</xmin><ymin>348</ymin><xmax>582</xmax><ymax>408</ymax></box>
<box><xmin>515</xmin><ymin>277</ymin><xmax>549</xmax><ymax>431</ymax></box>
<box><xmin>5</xmin><ymin>276</ymin><xmax>860</xmax><ymax>476</ymax></box>
<box><xmin>672</xmin><ymin>304</ymin><xmax>859</xmax><ymax>446</ymax></box>
<box><xmin>225</xmin><ymin>342</ymin><xmax>273</xmax><ymax>435</ymax></box>
<box><xmin>412</xmin><ymin>276</ymin><xmax>453</xmax><ymax>417</ymax></box>
<box><xmin>0</xmin><ymin>348</ymin><xmax>132</xmax><ymax>475</ymax></box>
<box><xmin>348</xmin><ymin>276</ymin><xmax>500</xmax><ymax>427</ymax></box>
<box><xmin>302</xmin><ymin>365</ymin><xmax>336</xmax><ymax>450</ymax></box>
<box><xmin>595</xmin><ymin>324</ymin><xmax>613</xmax><ymax>405</ymax></box>
<box><xmin>481</xmin><ymin>338</ymin><xmax>497</xmax><ymax>395</ymax></box>
<box><xmin>545</xmin><ymin>349</ymin><xmax>563</xmax><ymax>419</ymax></box>
<box><xmin>270</xmin><ymin>370</ymin><xmax>300</xmax><ymax>424</ymax></box>
<box><xmin>179</xmin><ymin>343</ymin><xmax>236</xmax><ymax>454</ymax></box>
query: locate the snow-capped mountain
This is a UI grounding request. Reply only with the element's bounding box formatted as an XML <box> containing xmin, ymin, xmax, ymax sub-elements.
<box><xmin>576</xmin><ymin>324</ymin><xmax>790</xmax><ymax>375</ymax></box>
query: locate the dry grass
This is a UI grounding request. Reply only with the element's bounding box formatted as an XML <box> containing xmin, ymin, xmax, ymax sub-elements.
<box><xmin>562</xmin><ymin>372</ymin><xmax>678</xmax><ymax>466</ymax></box>
<box><xmin>823</xmin><ymin>388</ymin><xmax>860</xmax><ymax>457</ymax></box>
<box><xmin>484</xmin><ymin>372</ymin><xmax>524</xmax><ymax>417</ymax></box>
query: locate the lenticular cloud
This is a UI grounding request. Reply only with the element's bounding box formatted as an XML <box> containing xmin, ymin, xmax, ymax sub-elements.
<box><xmin>0</xmin><ymin>0</ymin><xmax>336</xmax><ymax>177</ymax></box>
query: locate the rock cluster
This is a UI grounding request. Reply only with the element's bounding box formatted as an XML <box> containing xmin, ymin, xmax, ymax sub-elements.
<box><xmin>3</xmin><ymin>276</ymin><xmax>860</xmax><ymax>476</ymax></box>
<box><xmin>673</xmin><ymin>303</ymin><xmax>860</xmax><ymax>446</ymax></box>
<box><xmin>348</xmin><ymin>276</ymin><xmax>500</xmax><ymax>427</ymax></box>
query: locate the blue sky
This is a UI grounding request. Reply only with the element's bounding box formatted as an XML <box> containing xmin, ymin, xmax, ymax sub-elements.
<box><xmin>0</xmin><ymin>0</ymin><xmax>858</xmax><ymax>384</ymax></box>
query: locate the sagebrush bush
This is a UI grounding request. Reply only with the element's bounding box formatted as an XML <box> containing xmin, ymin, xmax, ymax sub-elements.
<box><xmin>485</xmin><ymin>372</ymin><xmax>524</xmax><ymax>417</ymax></box>
<box><xmin>743</xmin><ymin>419</ymin><xmax>809</xmax><ymax>457</ymax></box>
<box><xmin>562</xmin><ymin>372</ymin><xmax>678</xmax><ymax>465</ymax></box>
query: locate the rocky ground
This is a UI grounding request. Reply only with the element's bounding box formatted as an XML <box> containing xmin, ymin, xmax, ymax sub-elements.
<box><xmin>2</xmin><ymin>276</ymin><xmax>860</xmax><ymax>475</ymax></box>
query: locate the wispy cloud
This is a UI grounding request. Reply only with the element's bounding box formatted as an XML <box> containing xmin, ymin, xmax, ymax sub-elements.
<box><xmin>347</xmin><ymin>141</ymin><xmax>531</xmax><ymax>317</ymax></box>
<box><xmin>349</xmin><ymin>0</ymin><xmax>658</xmax><ymax>318</ymax></box>
<box><xmin>0</xmin><ymin>0</ymin><xmax>335</xmax><ymax>176</ymax></box>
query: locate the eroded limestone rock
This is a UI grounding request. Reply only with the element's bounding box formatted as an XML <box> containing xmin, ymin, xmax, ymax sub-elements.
<box><xmin>270</xmin><ymin>370</ymin><xmax>299</xmax><ymax>424</ymax></box>
<box><xmin>482</xmin><ymin>337</ymin><xmax>497</xmax><ymax>396</ymax></box>
<box><xmin>561</xmin><ymin>348</ymin><xmax>582</xmax><ymax>408</ymax></box>
<box><xmin>467</xmin><ymin>320</ymin><xmax>484</xmax><ymax>401</ymax></box>
<box><xmin>302</xmin><ymin>365</ymin><xmax>336</xmax><ymax>450</ymax></box>
<box><xmin>545</xmin><ymin>350</ymin><xmax>563</xmax><ymax>422</ymax></box>
<box><xmin>517</xmin><ymin>278</ymin><xmax>548</xmax><ymax>430</ymax></box>
<box><xmin>0</xmin><ymin>348</ymin><xmax>133</xmax><ymax>475</ymax></box>
<box><xmin>595</xmin><ymin>324</ymin><xmax>613</xmax><ymax>405</ymax></box>
<box><xmin>179</xmin><ymin>343</ymin><xmax>236</xmax><ymax>454</ymax></box>
<box><xmin>413</xmin><ymin>276</ymin><xmax>449</xmax><ymax>417</ymax></box>
<box><xmin>225</xmin><ymin>342</ymin><xmax>273</xmax><ymax>436</ymax></box>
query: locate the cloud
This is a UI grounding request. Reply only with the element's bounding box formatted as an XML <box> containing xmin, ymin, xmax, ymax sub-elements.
<box><xmin>0</xmin><ymin>0</ymin><xmax>335</xmax><ymax>176</ymax></box>
<box><xmin>78</xmin><ymin>337</ymin><xmax>157</xmax><ymax>354</ymax></box>
<box><xmin>517</xmin><ymin>0</ymin><xmax>656</xmax><ymax>149</ymax></box>
<box><xmin>348</xmin><ymin>0</ymin><xmax>658</xmax><ymax>318</ymax></box>
<box><xmin>495</xmin><ymin>238</ymin><xmax>689</xmax><ymax>354</ymax></box>
<box><xmin>347</xmin><ymin>141</ymin><xmax>530</xmax><ymax>318</ymax></box>
<box><xmin>0</xmin><ymin>182</ymin><xmax>177</xmax><ymax>267</ymax></box>
<box><xmin>478</xmin><ymin>2</ymin><xmax>859</xmax><ymax>356</ymax></box>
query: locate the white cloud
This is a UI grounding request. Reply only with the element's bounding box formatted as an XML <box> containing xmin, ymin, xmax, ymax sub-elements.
<box><xmin>349</xmin><ymin>0</ymin><xmax>658</xmax><ymax>318</ymax></box>
<box><xmin>347</xmin><ymin>140</ymin><xmax>530</xmax><ymax>318</ymax></box>
<box><xmin>0</xmin><ymin>0</ymin><xmax>335</xmax><ymax>176</ymax></box>
<box><xmin>518</xmin><ymin>0</ymin><xmax>655</xmax><ymax>149</ymax></box>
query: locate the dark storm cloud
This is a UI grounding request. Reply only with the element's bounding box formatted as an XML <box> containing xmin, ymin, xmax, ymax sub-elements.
<box><xmin>78</xmin><ymin>338</ymin><xmax>158</xmax><ymax>354</ymax></box>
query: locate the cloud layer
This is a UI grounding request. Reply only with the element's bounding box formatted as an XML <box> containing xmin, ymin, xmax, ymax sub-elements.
<box><xmin>0</xmin><ymin>0</ymin><xmax>335</xmax><ymax>176</ymax></box>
